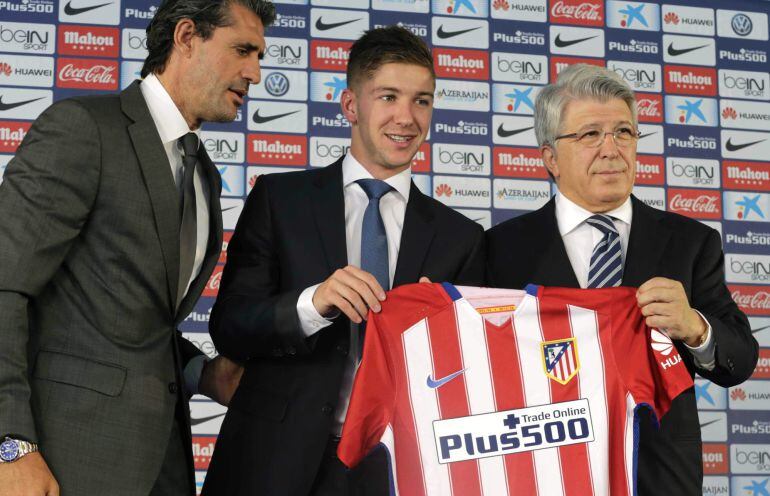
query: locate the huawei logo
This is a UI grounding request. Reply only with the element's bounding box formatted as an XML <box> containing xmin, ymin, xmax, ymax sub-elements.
<box><xmin>435</xmin><ymin>183</ymin><xmax>453</xmax><ymax>197</ymax></box>
<box><xmin>664</xmin><ymin>12</ymin><xmax>679</xmax><ymax>25</ymax></box>
<box><xmin>722</xmin><ymin>107</ymin><xmax>737</xmax><ymax>120</ymax></box>
<box><xmin>730</xmin><ymin>388</ymin><xmax>746</xmax><ymax>401</ymax></box>
<box><xmin>0</xmin><ymin>63</ymin><xmax>11</xmax><ymax>77</ymax></box>
<box><xmin>650</xmin><ymin>329</ymin><xmax>674</xmax><ymax>356</ymax></box>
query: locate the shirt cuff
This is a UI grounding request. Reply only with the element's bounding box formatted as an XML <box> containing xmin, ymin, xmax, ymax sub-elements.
<box><xmin>183</xmin><ymin>354</ymin><xmax>209</xmax><ymax>396</ymax></box>
<box><xmin>683</xmin><ymin>310</ymin><xmax>715</xmax><ymax>371</ymax></box>
<box><xmin>297</xmin><ymin>284</ymin><xmax>335</xmax><ymax>338</ymax></box>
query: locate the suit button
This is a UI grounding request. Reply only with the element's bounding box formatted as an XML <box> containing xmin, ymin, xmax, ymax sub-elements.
<box><xmin>321</xmin><ymin>404</ymin><xmax>333</xmax><ymax>415</ymax></box>
<box><xmin>727</xmin><ymin>358</ymin><xmax>735</xmax><ymax>370</ymax></box>
<box><xmin>286</xmin><ymin>346</ymin><xmax>297</xmax><ymax>356</ymax></box>
<box><xmin>168</xmin><ymin>382</ymin><xmax>178</xmax><ymax>394</ymax></box>
<box><xmin>335</xmin><ymin>344</ymin><xmax>348</xmax><ymax>356</ymax></box>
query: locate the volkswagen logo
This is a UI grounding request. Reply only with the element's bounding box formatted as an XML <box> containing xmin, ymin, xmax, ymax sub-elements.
<box><xmin>731</xmin><ymin>13</ymin><xmax>753</xmax><ymax>37</ymax></box>
<box><xmin>265</xmin><ymin>72</ymin><xmax>290</xmax><ymax>97</ymax></box>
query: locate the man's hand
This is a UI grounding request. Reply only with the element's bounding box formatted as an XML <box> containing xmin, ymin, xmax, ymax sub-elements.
<box><xmin>0</xmin><ymin>452</ymin><xmax>59</xmax><ymax>496</ymax></box>
<box><xmin>312</xmin><ymin>265</ymin><xmax>386</xmax><ymax>324</ymax></box>
<box><xmin>198</xmin><ymin>355</ymin><xmax>244</xmax><ymax>406</ymax></box>
<box><xmin>637</xmin><ymin>277</ymin><xmax>708</xmax><ymax>347</ymax></box>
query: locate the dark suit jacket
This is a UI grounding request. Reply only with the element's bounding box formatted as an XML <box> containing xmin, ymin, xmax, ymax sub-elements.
<box><xmin>486</xmin><ymin>195</ymin><xmax>757</xmax><ymax>495</ymax></box>
<box><xmin>0</xmin><ymin>81</ymin><xmax>222</xmax><ymax>495</ymax></box>
<box><xmin>202</xmin><ymin>157</ymin><xmax>485</xmax><ymax>496</ymax></box>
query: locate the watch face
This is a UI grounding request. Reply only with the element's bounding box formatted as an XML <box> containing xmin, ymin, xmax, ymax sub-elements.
<box><xmin>0</xmin><ymin>439</ymin><xmax>19</xmax><ymax>462</ymax></box>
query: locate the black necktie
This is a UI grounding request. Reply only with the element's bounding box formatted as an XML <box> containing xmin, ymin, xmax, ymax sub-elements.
<box><xmin>177</xmin><ymin>133</ymin><xmax>199</xmax><ymax>308</ymax></box>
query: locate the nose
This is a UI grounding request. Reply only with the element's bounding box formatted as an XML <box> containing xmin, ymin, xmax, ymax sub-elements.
<box><xmin>393</xmin><ymin>100</ymin><xmax>415</xmax><ymax>127</ymax></box>
<box><xmin>243</xmin><ymin>56</ymin><xmax>261</xmax><ymax>86</ymax></box>
<box><xmin>598</xmin><ymin>132</ymin><xmax>620</xmax><ymax>159</ymax></box>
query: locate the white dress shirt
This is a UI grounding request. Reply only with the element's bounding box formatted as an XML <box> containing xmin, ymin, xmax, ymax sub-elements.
<box><xmin>140</xmin><ymin>74</ymin><xmax>212</xmax><ymax>392</ymax></box>
<box><xmin>296</xmin><ymin>153</ymin><xmax>412</xmax><ymax>433</ymax></box>
<box><xmin>555</xmin><ymin>191</ymin><xmax>715</xmax><ymax>369</ymax></box>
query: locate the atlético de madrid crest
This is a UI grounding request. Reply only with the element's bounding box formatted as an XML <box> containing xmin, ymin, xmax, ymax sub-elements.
<box><xmin>541</xmin><ymin>338</ymin><xmax>580</xmax><ymax>385</ymax></box>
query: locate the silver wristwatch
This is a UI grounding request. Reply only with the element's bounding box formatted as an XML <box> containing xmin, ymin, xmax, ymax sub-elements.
<box><xmin>0</xmin><ymin>437</ymin><xmax>39</xmax><ymax>463</ymax></box>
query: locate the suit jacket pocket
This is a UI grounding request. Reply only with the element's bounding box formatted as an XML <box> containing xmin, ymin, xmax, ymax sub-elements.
<box><xmin>229</xmin><ymin>383</ymin><xmax>289</xmax><ymax>422</ymax></box>
<box><xmin>33</xmin><ymin>350</ymin><xmax>127</xmax><ymax>397</ymax></box>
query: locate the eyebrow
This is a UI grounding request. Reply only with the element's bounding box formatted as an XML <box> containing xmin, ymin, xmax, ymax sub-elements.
<box><xmin>374</xmin><ymin>86</ymin><xmax>435</xmax><ymax>98</ymax></box>
<box><xmin>578</xmin><ymin>120</ymin><xmax>634</xmax><ymax>129</ymax></box>
<box><xmin>235</xmin><ymin>42</ymin><xmax>265</xmax><ymax>59</ymax></box>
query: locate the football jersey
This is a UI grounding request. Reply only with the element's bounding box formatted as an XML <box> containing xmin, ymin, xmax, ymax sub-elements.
<box><xmin>338</xmin><ymin>283</ymin><xmax>693</xmax><ymax>496</ymax></box>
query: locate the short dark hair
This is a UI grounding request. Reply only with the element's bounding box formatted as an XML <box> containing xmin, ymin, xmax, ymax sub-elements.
<box><xmin>346</xmin><ymin>25</ymin><xmax>435</xmax><ymax>91</ymax></box>
<box><xmin>141</xmin><ymin>0</ymin><xmax>276</xmax><ymax>78</ymax></box>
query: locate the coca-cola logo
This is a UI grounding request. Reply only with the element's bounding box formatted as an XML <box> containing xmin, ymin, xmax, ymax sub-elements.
<box><xmin>203</xmin><ymin>267</ymin><xmax>224</xmax><ymax>297</ymax></box>
<box><xmin>58</xmin><ymin>63</ymin><xmax>115</xmax><ymax>83</ymax></box>
<box><xmin>731</xmin><ymin>286</ymin><xmax>770</xmax><ymax>314</ymax></box>
<box><xmin>636</xmin><ymin>95</ymin><xmax>663</xmax><ymax>123</ymax></box>
<box><xmin>550</xmin><ymin>0</ymin><xmax>603</xmax><ymax>25</ymax></box>
<box><xmin>668</xmin><ymin>189</ymin><xmax>721</xmax><ymax>219</ymax></box>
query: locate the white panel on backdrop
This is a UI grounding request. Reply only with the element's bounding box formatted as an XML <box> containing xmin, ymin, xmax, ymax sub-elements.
<box><xmin>455</xmin><ymin>208</ymin><xmax>491</xmax><ymax>230</ymax></box>
<box><xmin>607</xmin><ymin>60</ymin><xmax>661</xmax><ymax>93</ymax></box>
<box><xmin>432</xmin><ymin>175</ymin><xmax>491</xmax><ymax>208</ymax></box>
<box><xmin>371</xmin><ymin>0</ymin><xmax>429</xmax><ymax>13</ymax></box>
<box><xmin>719</xmin><ymin>69</ymin><xmax>770</xmax><ymax>101</ymax></box>
<box><xmin>632</xmin><ymin>186</ymin><xmax>665</xmax><ymax>210</ymax></box>
<box><xmin>434</xmin><ymin>79</ymin><xmax>490</xmax><ymax>112</ymax></box>
<box><xmin>0</xmin><ymin>21</ymin><xmax>55</xmax><ymax>54</ymax></box>
<box><xmin>201</xmin><ymin>132</ymin><xmax>245</xmax><ymax>164</ymax></box>
<box><xmin>431</xmin><ymin>16</ymin><xmax>488</xmax><ymax>49</ymax></box>
<box><xmin>310</xmin><ymin>136</ymin><xmax>349</xmax><ymax>167</ymax></box>
<box><xmin>247</xmin><ymin>101</ymin><xmax>308</xmax><ymax>134</ymax></box>
<box><xmin>0</xmin><ymin>54</ymin><xmax>54</xmax><ymax>87</ymax></box>
<box><xmin>121</xmin><ymin>28</ymin><xmax>147</xmax><ymax>60</ymax></box>
<box><xmin>493</xmin><ymin>178</ymin><xmax>550</xmax><ymax>211</ymax></box>
<box><xmin>719</xmin><ymin>100</ymin><xmax>770</xmax><ymax>131</ymax></box>
<box><xmin>717</xmin><ymin>9</ymin><xmax>769</xmax><ymax>41</ymax></box>
<box><xmin>549</xmin><ymin>25</ymin><xmax>605</xmax><ymax>57</ymax></box>
<box><xmin>491</xmin><ymin>0</ymin><xmax>547</xmax><ymax>23</ymax></box>
<box><xmin>491</xmin><ymin>52</ymin><xmax>548</xmax><ymax>85</ymax></box>
<box><xmin>662</xmin><ymin>34</ymin><xmax>716</xmax><ymax>66</ymax></box>
<box><xmin>59</xmin><ymin>0</ymin><xmax>121</xmax><ymax>25</ymax></box>
<box><xmin>263</xmin><ymin>37</ymin><xmax>308</xmax><ymax>69</ymax></box>
<box><xmin>0</xmin><ymin>88</ymin><xmax>52</xmax><ymax>120</ymax></box>
<box><xmin>606</xmin><ymin>1</ymin><xmax>660</xmax><ymax>31</ymax></box>
<box><xmin>492</xmin><ymin>115</ymin><xmax>537</xmax><ymax>146</ymax></box>
<box><xmin>310</xmin><ymin>8</ymin><xmax>369</xmax><ymax>40</ymax></box>
<box><xmin>248</xmin><ymin>69</ymin><xmax>308</xmax><ymax>101</ymax></box>
<box><xmin>661</xmin><ymin>5</ymin><xmax>715</xmax><ymax>36</ymax></box>
<box><xmin>432</xmin><ymin>143</ymin><xmax>490</xmax><ymax>176</ymax></box>
<box><xmin>721</xmin><ymin>130</ymin><xmax>770</xmax><ymax>160</ymax></box>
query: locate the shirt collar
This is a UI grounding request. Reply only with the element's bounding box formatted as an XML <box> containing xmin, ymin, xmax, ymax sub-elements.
<box><xmin>342</xmin><ymin>153</ymin><xmax>412</xmax><ymax>203</ymax></box>
<box><xmin>555</xmin><ymin>190</ymin><xmax>633</xmax><ymax>236</ymax></box>
<box><xmin>139</xmin><ymin>73</ymin><xmax>200</xmax><ymax>146</ymax></box>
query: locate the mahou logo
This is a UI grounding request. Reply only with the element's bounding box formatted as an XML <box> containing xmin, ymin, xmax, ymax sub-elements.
<box><xmin>635</xmin><ymin>155</ymin><xmax>665</xmax><ymax>185</ymax></box>
<box><xmin>202</xmin><ymin>266</ymin><xmax>224</xmax><ymax>297</ymax></box>
<box><xmin>56</xmin><ymin>57</ymin><xmax>117</xmax><ymax>90</ymax></box>
<box><xmin>434</xmin><ymin>48</ymin><xmax>489</xmax><ymax>80</ymax></box>
<box><xmin>636</xmin><ymin>94</ymin><xmax>663</xmax><ymax>123</ymax></box>
<box><xmin>192</xmin><ymin>436</ymin><xmax>217</xmax><ymax>470</ymax></box>
<box><xmin>664</xmin><ymin>65</ymin><xmax>717</xmax><ymax>96</ymax></box>
<box><xmin>57</xmin><ymin>25</ymin><xmax>119</xmax><ymax>58</ymax></box>
<box><xmin>722</xmin><ymin>161</ymin><xmax>770</xmax><ymax>191</ymax></box>
<box><xmin>493</xmin><ymin>146</ymin><xmax>548</xmax><ymax>179</ymax></box>
<box><xmin>411</xmin><ymin>142</ymin><xmax>430</xmax><ymax>173</ymax></box>
<box><xmin>549</xmin><ymin>0</ymin><xmax>603</xmax><ymax>26</ymax></box>
<box><xmin>702</xmin><ymin>444</ymin><xmax>728</xmax><ymax>474</ymax></box>
<box><xmin>550</xmin><ymin>56</ymin><xmax>604</xmax><ymax>81</ymax></box>
<box><xmin>667</xmin><ymin>189</ymin><xmax>721</xmax><ymax>219</ymax></box>
<box><xmin>310</xmin><ymin>40</ymin><xmax>351</xmax><ymax>71</ymax></box>
<box><xmin>730</xmin><ymin>285</ymin><xmax>770</xmax><ymax>316</ymax></box>
<box><xmin>247</xmin><ymin>134</ymin><xmax>307</xmax><ymax>166</ymax></box>
<box><xmin>0</xmin><ymin>121</ymin><xmax>30</xmax><ymax>152</ymax></box>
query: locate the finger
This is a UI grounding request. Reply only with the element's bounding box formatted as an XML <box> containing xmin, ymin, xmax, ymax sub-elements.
<box><xmin>332</xmin><ymin>294</ymin><xmax>365</xmax><ymax>324</ymax></box>
<box><xmin>637</xmin><ymin>277</ymin><xmax>677</xmax><ymax>294</ymax></box>
<box><xmin>331</xmin><ymin>282</ymin><xmax>370</xmax><ymax>322</ymax></box>
<box><xmin>637</xmin><ymin>288</ymin><xmax>680</xmax><ymax>307</ymax></box>
<box><xmin>645</xmin><ymin>315</ymin><xmax>677</xmax><ymax>331</ymax></box>
<box><xmin>639</xmin><ymin>302</ymin><xmax>672</xmax><ymax>318</ymax></box>
<box><xmin>419</xmin><ymin>276</ymin><xmax>432</xmax><ymax>283</ymax></box>
<box><xmin>343</xmin><ymin>266</ymin><xmax>386</xmax><ymax>300</ymax></box>
<box><xmin>335</xmin><ymin>269</ymin><xmax>383</xmax><ymax>312</ymax></box>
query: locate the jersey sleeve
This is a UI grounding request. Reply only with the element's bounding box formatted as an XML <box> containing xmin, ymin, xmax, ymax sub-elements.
<box><xmin>611</xmin><ymin>290</ymin><xmax>694</xmax><ymax>424</ymax></box>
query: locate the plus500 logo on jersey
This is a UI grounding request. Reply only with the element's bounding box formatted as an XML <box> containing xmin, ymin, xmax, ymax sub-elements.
<box><xmin>606</xmin><ymin>1</ymin><xmax>660</xmax><ymax>31</ymax></box>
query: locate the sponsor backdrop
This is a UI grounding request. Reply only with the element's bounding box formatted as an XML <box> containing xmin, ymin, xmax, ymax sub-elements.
<box><xmin>1</xmin><ymin>0</ymin><xmax>769</xmax><ymax>493</ymax></box>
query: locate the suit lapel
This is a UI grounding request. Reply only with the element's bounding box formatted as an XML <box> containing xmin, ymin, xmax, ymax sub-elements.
<box><xmin>122</xmin><ymin>81</ymin><xmax>179</xmax><ymax>315</ymax></box>
<box><xmin>622</xmin><ymin>196</ymin><xmax>672</xmax><ymax>287</ymax></box>
<box><xmin>393</xmin><ymin>182</ymin><xmax>436</xmax><ymax>287</ymax></box>
<box><xmin>175</xmin><ymin>152</ymin><xmax>223</xmax><ymax>324</ymax></box>
<box><xmin>310</xmin><ymin>158</ymin><xmax>348</xmax><ymax>274</ymax></box>
<box><xmin>533</xmin><ymin>198</ymin><xmax>581</xmax><ymax>287</ymax></box>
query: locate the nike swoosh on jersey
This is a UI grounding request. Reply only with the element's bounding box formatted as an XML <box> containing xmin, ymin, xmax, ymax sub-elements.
<box><xmin>0</xmin><ymin>96</ymin><xmax>45</xmax><ymax>112</ymax></box>
<box><xmin>63</xmin><ymin>1</ymin><xmax>112</xmax><ymax>16</ymax></box>
<box><xmin>315</xmin><ymin>17</ymin><xmax>360</xmax><ymax>31</ymax></box>
<box><xmin>190</xmin><ymin>413</ymin><xmax>226</xmax><ymax>426</ymax></box>
<box><xmin>426</xmin><ymin>368</ymin><xmax>466</xmax><ymax>389</ymax></box>
<box><xmin>666</xmin><ymin>43</ymin><xmax>709</xmax><ymax>57</ymax></box>
<box><xmin>497</xmin><ymin>124</ymin><xmax>534</xmax><ymax>138</ymax></box>
<box><xmin>553</xmin><ymin>34</ymin><xmax>598</xmax><ymax>48</ymax></box>
<box><xmin>725</xmin><ymin>138</ymin><xmax>766</xmax><ymax>152</ymax></box>
<box><xmin>436</xmin><ymin>25</ymin><xmax>481</xmax><ymax>39</ymax></box>
<box><xmin>252</xmin><ymin>109</ymin><xmax>299</xmax><ymax>124</ymax></box>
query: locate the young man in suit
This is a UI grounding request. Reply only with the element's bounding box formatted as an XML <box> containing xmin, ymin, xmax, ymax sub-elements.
<box><xmin>203</xmin><ymin>26</ymin><xmax>485</xmax><ymax>496</ymax></box>
<box><xmin>486</xmin><ymin>64</ymin><xmax>757</xmax><ymax>495</ymax></box>
<box><xmin>0</xmin><ymin>1</ymin><xmax>275</xmax><ymax>495</ymax></box>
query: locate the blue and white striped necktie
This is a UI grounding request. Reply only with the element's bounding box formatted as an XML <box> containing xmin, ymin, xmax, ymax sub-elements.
<box><xmin>586</xmin><ymin>214</ymin><xmax>623</xmax><ymax>288</ymax></box>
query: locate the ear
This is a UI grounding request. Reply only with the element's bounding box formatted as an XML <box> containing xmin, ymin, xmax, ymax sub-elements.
<box><xmin>340</xmin><ymin>88</ymin><xmax>357</xmax><ymax>124</ymax></box>
<box><xmin>541</xmin><ymin>145</ymin><xmax>560</xmax><ymax>179</ymax></box>
<box><xmin>173</xmin><ymin>18</ymin><xmax>198</xmax><ymax>58</ymax></box>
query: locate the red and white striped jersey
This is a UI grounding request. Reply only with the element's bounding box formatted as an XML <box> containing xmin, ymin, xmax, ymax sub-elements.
<box><xmin>338</xmin><ymin>283</ymin><xmax>693</xmax><ymax>496</ymax></box>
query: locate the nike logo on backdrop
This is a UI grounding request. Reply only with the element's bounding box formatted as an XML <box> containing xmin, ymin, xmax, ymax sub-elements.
<box><xmin>699</xmin><ymin>419</ymin><xmax>721</xmax><ymax>429</ymax></box>
<box><xmin>315</xmin><ymin>17</ymin><xmax>360</xmax><ymax>31</ymax></box>
<box><xmin>725</xmin><ymin>138</ymin><xmax>766</xmax><ymax>152</ymax></box>
<box><xmin>667</xmin><ymin>43</ymin><xmax>709</xmax><ymax>57</ymax></box>
<box><xmin>252</xmin><ymin>109</ymin><xmax>299</xmax><ymax>124</ymax></box>
<box><xmin>553</xmin><ymin>34</ymin><xmax>598</xmax><ymax>48</ymax></box>
<box><xmin>426</xmin><ymin>369</ymin><xmax>466</xmax><ymax>389</ymax></box>
<box><xmin>63</xmin><ymin>1</ymin><xmax>112</xmax><ymax>15</ymax></box>
<box><xmin>752</xmin><ymin>325</ymin><xmax>770</xmax><ymax>334</ymax></box>
<box><xmin>497</xmin><ymin>124</ymin><xmax>534</xmax><ymax>138</ymax></box>
<box><xmin>190</xmin><ymin>413</ymin><xmax>226</xmax><ymax>426</ymax></box>
<box><xmin>436</xmin><ymin>25</ymin><xmax>481</xmax><ymax>39</ymax></box>
<box><xmin>0</xmin><ymin>96</ymin><xmax>45</xmax><ymax>111</ymax></box>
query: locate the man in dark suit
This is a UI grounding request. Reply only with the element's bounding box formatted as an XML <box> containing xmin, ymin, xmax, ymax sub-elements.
<box><xmin>487</xmin><ymin>64</ymin><xmax>757</xmax><ymax>495</ymax></box>
<box><xmin>202</xmin><ymin>26</ymin><xmax>485</xmax><ymax>496</ymax></box>
<box><xmin>0</xmin><ymin>1</ymin><xmax>275</xmax><ymax>495</ymax></box>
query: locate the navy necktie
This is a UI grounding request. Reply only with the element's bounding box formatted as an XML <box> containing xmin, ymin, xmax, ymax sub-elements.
<box><xmin>586</xmin><ymin>214</ymin><xmax>623</xmax><ymax>288</ymax></box>
<box><xmin>177</xmin><ymin>133</ymin><xmax>199</xmax><ymax>308</ymax></box>
<box><xmin>357</xmin><ymin>179</ymin><xmax>393</xmax><ymax>292</ymax></box>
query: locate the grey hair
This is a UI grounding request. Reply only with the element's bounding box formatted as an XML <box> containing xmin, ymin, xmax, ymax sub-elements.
<box><xmin>534</xmin><ymin>64</ymin><xmax>637</xmax><ymax>148</ymax></box>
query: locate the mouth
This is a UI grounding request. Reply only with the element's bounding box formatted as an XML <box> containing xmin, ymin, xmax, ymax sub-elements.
<box><xmin>229</xmin><ymin>88</ymin><xmax>247</xmax><ymax>106</ymax></box>
<box><xmin>385</xmin><ymin>133</ymin><xmax>418</xmax><ymax>147</ymax></box>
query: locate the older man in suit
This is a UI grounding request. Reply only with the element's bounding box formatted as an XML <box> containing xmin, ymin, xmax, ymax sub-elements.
<box><xmin>0</xmin><ymin>1</ymin><xmax>275</xmax><ymax>495</ymax></box>
<box><xmin>486</xmin><ymin>64</ymin><xmax>757</xmax><ymax>495</ymax></box>
<box><xmin>202</xmin><ymin>26</ymin><xmax>485</xmax><ymax>496</ymax></box>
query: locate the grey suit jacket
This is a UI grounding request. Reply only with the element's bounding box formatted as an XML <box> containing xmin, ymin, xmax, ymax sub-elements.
<box><xmin>0</xmin><ymin>80</ymin><xmax>222</xmax><ymax>495</ymax></box>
